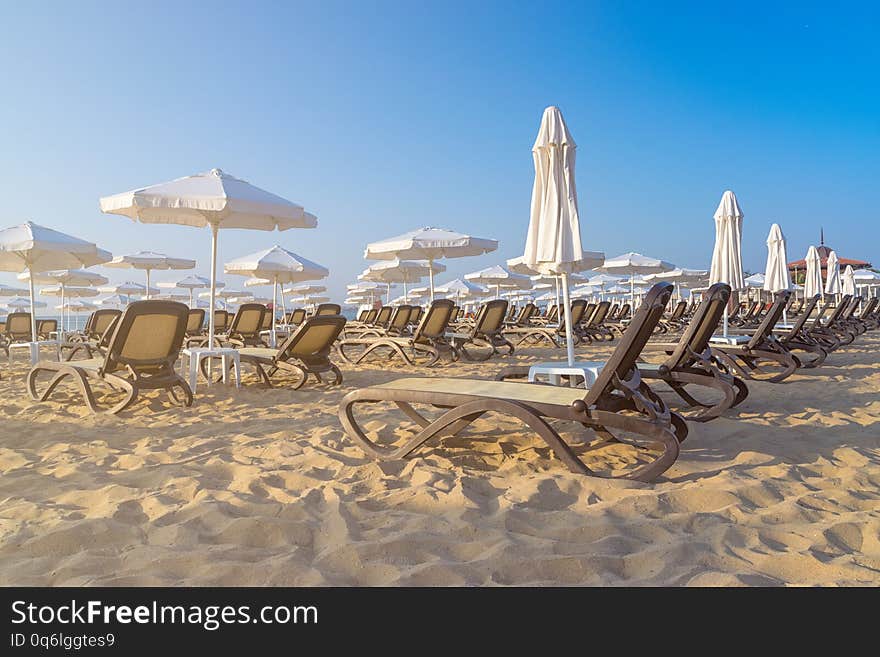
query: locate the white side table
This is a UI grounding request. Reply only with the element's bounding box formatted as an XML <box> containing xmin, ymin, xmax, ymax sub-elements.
<box><xmin>8</xmin><ymin>340</ymin><xmax>61</xmax><ymax>367</ymax></box>
<box><xmin>181</xmin><ymin>347</ymin><xmax>241</xmax><ymax>392</ymax></box>
<box><xmin>528</xmin><ymin>360</ymin><xmax>605</xmax><ymax>388</ymax></box>
<box><xmin>709</xmin><ymin>335</ymin><xmax>751</xmax><ymax>346</ymax></box>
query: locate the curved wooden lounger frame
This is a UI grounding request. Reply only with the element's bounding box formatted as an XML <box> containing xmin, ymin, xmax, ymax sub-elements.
<box><xmin>709</xmin><ymin>292</ymin><xmax>800</xmax><ymax>383</ymax></box>
<box><xmin>338</xmin><ymin>283</ymin><xmax>688</xmax><ymax>483</ymax></box>
<box><xmin>28</xmin><ymin>301</ymin><xmax>193</xmax><ymax>414</ymax></box>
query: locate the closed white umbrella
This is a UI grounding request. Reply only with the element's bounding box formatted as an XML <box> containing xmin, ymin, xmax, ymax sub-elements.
<box><xmin>842</xmin><ymin>265</ymin><xmax>856</xmax><ymax>297</ymax></box>
<box><xmin>104</xmin><ymin>251</ymin><xmax>195</xmax><ymax>299</ymax></box>
<box><xmin>225</xmin><ymin>245</ymin><xmax>329</xmax><ymax>345</ymax></box>
<box><xmin>709</xmin><ymin>190</ymin><xmax>745</xmax><ymax>336</ymax></box>
<box><xmin>465</xmin><ymin>265</ymin><xmax>532</xmax><ymax>299</ymax></box>
<box><xmin>157</xmin><ymin>274</ymin><xmax>219</xmax><ymax>307</ymax></box>
<box><xmin>804</xmin><ymin>246</ymin><xmax>823</xmax><ymax>300</ymax></box>
<box><xmin>0</xmin><ymin>221</ymin><xmax>111</xmax><ymax>346</ymax></box>
<box><xmin>365</xmin><ymin>227</ymin><xmax>496</xmax><ymax>301</ymax></box>
<box><xmin>521</xmin><ymin>106</ymin><xmax>593</xmax><ymax>365</ymax></box>
<box><xmin>100</xmin><ymin>168</ymin><xmax>317</xmax><ymax>350</ymax></box>
<box><xmin>763</xmin><ymin>223</ymin><xmax>792</xmax><ymax>321</ymax></box>
<box><xmin>824</xmin><ymin>250</ymin><xmax>841</xmax><ymax>300</ymax></box>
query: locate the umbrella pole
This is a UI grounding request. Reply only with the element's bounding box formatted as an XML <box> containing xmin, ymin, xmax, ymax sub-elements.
<box><xmin>27</xmin><ymin>267</ymin><xmax>37</xmax><ymax>345</ymax></box>
<box><xmin>560</xmin><ymin>273</ymin><xmax>575</xmax><ymax>367</ymax></box>
<box><xmin>386</xmin><ymin>283</ymin><xmax>391</xmax><ymax>305</ymax></box>
<box><xmin>145</xmin><ymin>269</ymin><xmax>151</xmax><ymax>300</ymax></box>
<box><xmin>428</xmin><ymin>259</ymin><xmax>435</xmax><ymax>302</ymax></box>
<box><xmin>554</xmin><ymin>277</ymin><xmax>560</xmax><ymax>313</ymax></box>
<box><xmin>271</xmin><ymin>277</ymin><xmax>278</xmax><ymax>347</ymax></box>
<box><xmin>208</xmin><ymin>224</ymin><xmax>218</xmax><ymax>348</ymax></box>
<box><xmin>403</xmin><ymin>280</ymin><xmax>407</xmax><ymax>303</ymax></box>
<box><xmin>60</xmin><ymin>283</ymin><xmax>66</xmax><ymax>336</ymax></box>
<box><xmin>190</xmin><ymin>289</ymin><xmax>194</xmax><ymax>308</ymax></box>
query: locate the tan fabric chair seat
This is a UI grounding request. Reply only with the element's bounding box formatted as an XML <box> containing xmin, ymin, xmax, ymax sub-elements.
<box><xmin>373</xmin><ymin>377</ymin><xmax>586</xmax><ymax>406</ymax></box>
<box><xmin>238</xmin><ymin>347</ymin><xmax>276</xmax><ymax>359</ymax></box>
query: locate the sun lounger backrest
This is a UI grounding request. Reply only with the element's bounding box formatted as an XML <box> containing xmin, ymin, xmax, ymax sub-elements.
<box><xmin>412</xmin><ymin>299</ymin><xmax>455</xmax><ymax>342</ymax></box>
<box><xmin>279</xmin><ymin>315</ymin><xmax>347</xmax><ymax>362</ymax></box>
<box><xmin>361</xmin><ymin>309</ymin><xmax>377</xmax><ymax>324</ymax></box>
<box><xmin>38</xmin><ymin>319</ymin><xmax>57</xmax><ymax>336</ymax></box>
<box><xmin>229</xmin><ymin>303</ymin><xmax>266</xmax><ymax>336</ymax></box>
<box><xmin>859</xmin><ymin>297</ymin><xmax>878</xmax><ymax>319</ymax></box>
<box><xmin>585</xmin><ymin>301</ymin><xmax>611</xmax><ymax>327</ymax></box>
<box><xmin>584</xmin><ymin>282</ymin><xmax>673</xmax><ymax>405</ymax></box>
<box><xmin>289</xmin><ymin>308</ymin><xmax>306</xmax><ymax>326</ymax></box>
<box><xmin>669</xmin><ymin>301</ymin><xmax>687</xmax><ymax>320</ymax></box>
<box><xmin>356</xmin><ymin>309</ymin><xmax>369</xmax><ymax>322</ymax></box>
<box><xmin>388</xmin><ymin>306</ymin><xmax>413</xmax><ymax>332</ymax></box>
<box><xmin>5</xmin><ymin>312</ymin><xmax>32</xmax><ymax>340</ymax></box>
<box><xmin>608</xmin><ymin>303</ymin><xmax>619</xmax><ymax>319</ymax></box>
<box><xmin>568</xmin><ymin>299</ymin><xmax>588</xmax><ymax>327</ymax></box>
<box><xmin>91</xmin><ymin>309</ymin><xmax>122</xmax><ymax>338</ymax></box>
<box><xmin>315</xmin><ymin>303</ymin><xmax>342</xmax><ymax>316</ymax></box>
<box><xmin>373</xmin><ymin>306</ymin><xmax>392</xmax><ymax>327</ymax></box>
<box><xmin>213</xmin><ymin>310</ymin><xmax>229</xmax><ymax>331</ymax></box>
<box><xmin>472</xmin><ymin>300</ymin><xmax>508</xmax><ymax>336</ymax></box>
<box><xmin>782</xmin><ymin>295</ymin><xmax>820</xmax><ymax>338</ymax></box>
<box><xmin>815</xmin><ymin>295</ymin><xmax>851</xmax><ymax>328</ymax></box>
<box><xmin>186</xmin><ymin>309</ymin><xmax>205</xmax><ymax>333</ymax></box>
<box><xmin>259</xmin><ymin>309</ymin><xmax>273</xmax><ymax>330</ymax></box>
<box><xmin>746</xmin><ymin>291</ymin><xmax>790</xmax><ymax>349</ymax></box>
<box><xmin>662</xmin><ymin>283</ymin><xmax>730</xmax><ymax>369</ymax></box>
<box><xmin>617</xmin><ymin>303</ymin><xmax>631</xmax><ymax>320</ymax></box>
<box><xmin>409</xmin><ymin>307</ymin><xmax>423</xmax><ymax>324</ymax></box>
<box><xmin>104</xmin><ymin>300</ymin><xmax>188</xmax><ymax>370</ymax></box>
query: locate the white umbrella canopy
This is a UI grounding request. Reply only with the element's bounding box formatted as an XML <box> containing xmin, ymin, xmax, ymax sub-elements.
<box><xmin>599</xmin><ymin>252</ymin><xmax>674</xmax><ymax>309</ymax></box>
<box><xmin>100</xmin><ymin>168</ymin><xmax>317</xmax><ymax>348</ymax></box>
<box><xmin>56</xmin><ymin>299</ymin><xmax>98</xmax><ymax>313</ymax></box>
<box><xmin>289</xmin><ymin>283</ymin><xmax>329</xmax><ymax>296</ymax></box>
<box><xmin>40</xmin><ymin>285</ymin><xmax>98</xmax><ymax>298</ymax></box>
<box><xmin>104</xmin><ymin>251</ymin><xmax>195</xmax><ymax>299</ymax></box>
<box><xmin>804</xmin><ymin>246</ymin><xmax>823</xmax><ymax>299</ymax></box>
<box><xmin>19</xmin><ymin>268</ymin><xmax>109</xmax><ymax>287</ymax></box>
<box><xmin>95</xmin><ymin>294</ymin><xmax>129</xmax><ymax>308</ymax></box>
<box><xmin>709</xmin><ymin>190</ymin><xmax>745</xmax><ymax>336</ymax></box>
<box><xmin>407</xmin><ymin>286</ymin><xmax>431</xmax><ymax>299</ymax></box>
<box><xmin>824</xmin><ymin>250</ymin><xmax>841</xmax><ymax>297</ymax></box>
<box><xmin>744</xmin><ymin>273</ymin><xmax>765</xmax><ymax>288</ymax></box>
<box><xmin>0</xmin><ymin>221</ymin><xmax>111</xmax><ymax>341</ymax></box>
<box><xmin>3</xmin><ymin>297</ymin><xmax>47</xmax><ymax>310</ymax></box>
<box><xmin>365</xmin><ymin>227</ymin><xmax>497</xmax><ymax>301</ymax></box>
<box><xmin>464</xmin><ymin>265</ymin><xmax>532</xmax><ymax>298</ymax></box>
<box><xmin>98</xmin><ymin>281</ymin><xmax>158</xmax><ymax>298</ymax></box>
<box><xmin>763</xmin><ymin>223</ymin><xmax>791</xmax><ymax>294</ymax></box>
<box><xmin>157</xmin><ymin>274</ymin><xmax>219</xmax><ymax>307</ymax></box>
<box><xmin>507</xmin><ymin>251</ymin><xmax>604</xmax><ymax>277</ymax></box>
<box><xmin>852</xmin><ymin>269</ymin><xmax>880</xmax><ymax>283</ymax></box>
<box><xmin>842</xmin><ymin>265</ymin><xmax>856</xmax><ymax>297</ymax></box>
<box><xmin>224</xmin><ymin>245</ymin><xmax>329</xmax><ymax>345</ymax></box>
<box><xmin>434</xmin><ymin>278</ymin><xmax>490</xmax><ymax>304</ymax></box>
<box><xmin>0</xmin><ymin>282</ymin><xmax>28</xmax><ymax>296</ymax></box>
<box><xmin>359</xmin><ymin>259</ymin><xmax>443</xmax><ymax>302</ymax></box>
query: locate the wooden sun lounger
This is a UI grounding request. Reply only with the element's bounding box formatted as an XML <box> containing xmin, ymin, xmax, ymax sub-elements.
<box><xmin>446</xmin><ymin>299</ymin><xmax>514</xmax><ymax>361</ymax></box>
<box><xmin>201</xmin><ymin>315</ymin><xmax>347</xmax><ymax>388</ymax></box>
<box><xmin>708</xmin><ymin>291</ymin><xmax>800</xmax><ymax>383</ymax></box>
<box><xmin>338</xmin><ymin>283</ymin><xmax>687</xmax><ymax>482</ymax></box>
<box><xmin>27</xmin><ymin>300</ymin><xmax>193</xmax><ymax>414</ymax></box>
<box><xmin>337</xmin><ymin>300</ymin><xmax>456</xmax><ymax>367</ymax></box>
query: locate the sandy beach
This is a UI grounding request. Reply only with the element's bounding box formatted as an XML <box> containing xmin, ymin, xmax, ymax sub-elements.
<box><xmin>0</xmin><ymin>334</ymin><xmax>878</xmax><ymax>587</ymax></box>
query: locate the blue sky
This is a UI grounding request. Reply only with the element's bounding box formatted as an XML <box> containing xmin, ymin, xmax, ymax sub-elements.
<box><xmin>1</xmin><ymin>2</ymin><xmax>877</xmax><ymax>301</ymax></box>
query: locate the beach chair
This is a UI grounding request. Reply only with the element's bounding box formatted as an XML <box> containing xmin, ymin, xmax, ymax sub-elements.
<box><xmin>505</xmin><ymin>299</ymin><xmax>588</xmax><ymax>347</ymax></box>
<box><xmin>61</xmin><ymin>309</ymin><xmax>122</xmax><ymax>360</ymax></box>
<box><xmin>37</xmin><ymin>319</ymin><xmax>58</xmax><ymax>340</ymax></box>
<box><xmin>709</xmin><ymin>291</ymin><xmax>800</xmax><ymax>383</ymax></box>
<box><xmin>343</xmin><ymin>305</ymin><xmax>402</xmax><ymax>339</ymax></box>
<box><xmin>337</xmin><ymin>300</ymin><xmax>456</xmax><ymax>367</ymax></box>
<box><xmin>184</xmin><ymin>309</ymin><xmax>205</xmax><ymax>346</ymax></box>
<box><xmin>315</xmin><ymin>303</ymin><xmax>342</xmax><ymax>316</ymax></box>
<box><xmin>217</xmin><ymin>303</ymin><xmax>268</xmax><ymax>348</ymax></box>
<box><xmin>201</xmin><ymin>315</ymin><xmax>347</xmax><ymax>389</ymax></box>
<box><xmin>579</xmin><ymin>301</ymin><xmax>614</xmax><ymax>342</ymax></box>
<box><xmin>287</xmin><ymin>308</ymin><xmax>307</xmax><ymax>327</ymax></box>
<box><xmin>447</xmin><ymin>299</ymin><xmax>515</xmax><ymax>361</ymax></box>
<box><xmin>338</xmin><ymin>282</ymin><xmax>686</xmax><ymax>483</ymax></box>
<box><xmin>27</xmin><ymin>300</ymin><xmax>193</xmax><ymax>414</ymax></box>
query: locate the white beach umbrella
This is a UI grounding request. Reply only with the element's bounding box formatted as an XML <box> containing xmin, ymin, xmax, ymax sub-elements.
<box><xmin>104</xmin><ymin>251</ymin><xmax>195</xmax><ymax>299</ymax></box>
<box><xmin>98</xmin><ymin>281</ymin><xmax>158</xmax><ymax>301</ymax></box>
<box><xmin>365</xmin><ymin>227</ymin><xmax>497</xmax><ymax>301</ymax></box>
<box><xmin>407</xmin><ymin>286</ymin><xmax>431</xmax><ymax>299</ymax></box>
<box><xmin>841</xmin><ymin>265</ymin><xmax>856</xmax><ymax>297</ymax></box>
<box><xmin>434</xmin><ymin>278</ymin><xmax>490</xmax><ymax>304</ymax></box>
<box><xmin>40</xmin><ymin>285</ymin><xmax>99</xmax><ymax>331</ymax></box>
<box><xmin>289</xmin><ymin>283</ymin><xmax>328</xmax><ymax>296</ymax></box>
<box><xmin>508</xmin><ymin>251</ymin><xmax>604</xmax><ymax>276</ymax></box>
<box><xmin>359</xmin><ymin>259</ymin><xmax>443</xmax><ymax>303</ymax></box>
<box><xmin>2</xmin><ymin>296</ymin><xmax>47</xmax><ymax>310</ymax></box>
<box><xmin>521</xmin><ymin>106</ymin><xmax>595</xmax><ymax>365</ymax></box>
<box><xmin>744</xmin><ymin>273</ymin><xmax>765</xmax><ymax>288</ymax></box>
<box><xmin>157</xmin><ymin>274</ymin><xmax>219</xmax><ymax>307</ymax></box>
<box><xmin>56</xmin><ymin>298</ymin><xmax>98</xmax><ymax>312</ymax></box>
<box><xmin>804</xmin><ymin>246</ymin><xmax>823</xmax><ymax>300</ymax></box>
<box><xmin>643</xmin><ymin>267</ymin><xmax>708</xmax><ymax>301</ymax></box>
<box><xmin>19</xmin><ymin>268</ymin><xmax>109</xmax><ymax>333</ymax></box>
<box><xmin>599</xmin><ymin>252</ymin><xmax>674</xmax><ymax>310</ymax></box>
<box><xmin>0</xmin><ymin>221</ymin><xmax>111</xmax><ymax>342</ymax></box>
<box><xmin>100</xmin><ymin>168</ymin><xmax>317</xmax><ymax>348</ymax></box>
<box><xmin>225</xmin><ymin>245</ymin><xmax>329</xmax><ymax>345</ymax></box>
<box><xmin>0</xmin><ymin>282</ymin><xmax>28</xmax><ymax>297</ymax></box>
<box><xmin>824</xmin><ymin>250</ymin><xmax>841</xmax><ymax>299</ymax></box>
<box><xmin>95</xmin><ymin>294</ymin><xmax>129</xmax><ymax>308</ymax></box>
<box><xmin>465</xmin><ymin>265</ymin><xmax>532</xmax><ymax>299</ymax></box>
<box><xmin>709</xmin><ymin>190</ymin><xmax>745</xmax><ymax>335</ymax></box>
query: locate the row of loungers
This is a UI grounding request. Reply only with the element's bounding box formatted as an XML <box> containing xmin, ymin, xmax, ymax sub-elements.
<box><xmin>15</xmin><ymin>286</ymin><xmax>880</xmax><ymax>482</ymax></box>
